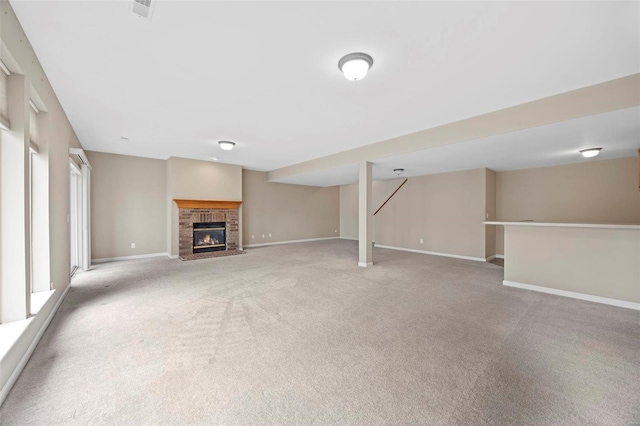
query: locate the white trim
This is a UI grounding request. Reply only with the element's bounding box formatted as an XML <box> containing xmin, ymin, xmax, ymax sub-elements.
<box><xmin>243</xmin><ymin>237</ymin><xmax>338</xmax><ymax>248</ymax></box>
<box><xmin>29</xmin><ymin>142</ymin><xmax>39</xmax><ymax>154</ymax></box>
<box><xmin>167</xmin><ymin>254</ymin><xmax>179</xmax><ymax>259</ymax></box>
<box><xmin>374</xmin><ymin>244</ymin><xmax>486</xmax><ymax>262</ymax></box>
<box><xmin>485</xmin><ymin>254</ymin><xmax>504</xmax><ymax>261</ymax></box>
<box><xmin>29</xmin><ymin>290</ymin><xmax>55</xmax><ymax>316</ymax></box>
<box><xmin>69</xmin><ymin>158</ymin><xmax>81</xmax><ymax>175</ymax></box>
<box><xmin>339</xmin><ymin>237</ymin><xmax>359</xmax><ymax>241</ymax></box>
<box><xmin>0</xmin><ymin>285</ymin><xmax>71</xmax><ymax>407</ymax></box>
<box><xmin>503</xmin><ymin>280</ymin><xmax>640</xmax><ymax>311</ymax></box>
<box><xmin>483</xmin><ymin>221</ymin><xmax>640</xmax><ymax>230</ymax></box>
<box><xmin>358</xmin><ymin>262</ymin><xmax>373</xmax><ymax>267</ymax></box>
<box><xmin>0</xmin><ymin>59</ymin><xmax>10</xmax><ymax>76</ymax></box>
<box><xmin>92</xmin><ymin>252</ymin><xmax>170</xmax><ymax>263</ymax></box>
<box><xmin>0</xmin><ymin>115</ymin><xmax>9</xmax><ymax>131</ymax></box>
<box><xmin>0</xmin><ymin>319</ymin><xmax>33</xmax><ymax>362</ymax></box>
<box><xmin>29</xmin><ymin>100</ymin><xmax>39</xmax><ymax>114</ymax></box>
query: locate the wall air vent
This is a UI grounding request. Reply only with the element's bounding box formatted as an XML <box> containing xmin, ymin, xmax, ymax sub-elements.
<box><xmin>131</xmin><ymin>0</ymin><xmax>155</xmax><ymax>20</ymax></box>
<box><xmin>69</xmin><ymin>148</ymin><xmax>93</xmax><ymax>170</ymax></box>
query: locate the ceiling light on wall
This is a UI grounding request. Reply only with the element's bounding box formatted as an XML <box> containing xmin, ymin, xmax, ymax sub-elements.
<box><xmin>120</xmin><ymin>136</ymin><xmax>129</xmax><ymax>142</ymax></box>
<box><xmin>338</xmin><ymin>52</ymin><xmax>374</xmax><ymax>81</ymax></box>
<box><xmin>580</xmin><ymin>148</ymin><xmax>602</xmax><ymax>158</ymax></box>
<box><xmin>218</xmin><ymin>141</ymin><xmax>236</xmax><ymax>151</ymax></box>
<box><xmin>394</xmin><ymin>168</ymin><xmax>405</xmax><ymax>176</ymax></box>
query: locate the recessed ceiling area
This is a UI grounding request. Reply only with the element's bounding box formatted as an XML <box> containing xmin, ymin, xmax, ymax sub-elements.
<box><xmin>9</xmin><ymin>1</ymin><xmax>640</xmax><ymax>175</ymax></box>
<box><xmin>272</xmin><ymin>107</ymin><xmax>640</xmax><ymax>187</ymax></box>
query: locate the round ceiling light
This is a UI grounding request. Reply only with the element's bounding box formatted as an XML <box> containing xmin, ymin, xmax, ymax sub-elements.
<box><xmin>580</xmin><ymin>148</ymin><xmax>602</xmax><ymax>158</ymax></box>
<box><xmin>218</xmin><ymin>141</ymin><xmax>236</xmax><ymax>151</ymax></box>
<box><xmin>338</xmin><ymin>52</ymin><xmax>374</xmax><ymax>81</ymax></box>
<box><xmin>393</xmin><ymin>168</ymin><xmax>405</xmax><ymax>176</ymax></box>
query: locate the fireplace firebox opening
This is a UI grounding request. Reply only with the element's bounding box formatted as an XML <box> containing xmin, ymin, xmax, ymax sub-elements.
<box><xmin>193</xmin><ymin>221</ymin><xmax>226</xmax><ymax>253</ymax></box>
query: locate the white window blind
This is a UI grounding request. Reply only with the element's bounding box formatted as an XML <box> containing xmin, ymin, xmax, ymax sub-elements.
<box><xmin>0</xmin><ymin>66</ymin><xmax>9</xmax><ymax>130</ymax></box>
<box><xmin>29</xmin><ymin>102</ymin><xmax>38</xmax><ymax>146</ymax></box>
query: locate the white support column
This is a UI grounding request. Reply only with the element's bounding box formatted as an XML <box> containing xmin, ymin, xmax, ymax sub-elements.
<box><xmin>358</xmin><ymin>161</ymin><xmax>373</xmax><ymax>267</ymax></box>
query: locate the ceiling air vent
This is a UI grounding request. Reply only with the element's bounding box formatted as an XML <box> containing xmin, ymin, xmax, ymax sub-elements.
<box><xmin>131</xmin><ymin>0</ymin><xmax>155</xmax><ymax>20</ymax></box>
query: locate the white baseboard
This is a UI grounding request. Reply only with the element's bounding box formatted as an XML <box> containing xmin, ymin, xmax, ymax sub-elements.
<box><xmin>92</xmin><ymin>252</ymin><xmax>170</xmax><ymax>263</ymax></box>
<box><xmin>0</xmin><ymin>284</ymin><xmax>71</xmax><ymax>407</ymax></box>
<box><xmin>503</xmin><ymin>280</ymin><xmax>640</xmax><ymax>311</ymax></box>
<box><xmin>374</xmin><ymin>244</ymin><xmax>486</xmax><ymax>262</ymax></box>
<box><xmin>244</xmin><ymin>237</ymin><xmax>338</xmax><ymax>248</ymax></box>
<box><xmin>339</xmin><ymin>237</ymin><xmax>358</xmax><ymax>241</ymax></box>
<box><xmin>167</xmin><ymin>254</ymin><xmax>179</xmax><ymax>259</ymax></box>
<box><xmin>485</xmin><ymin>254</ymin><xmax>504</xmax><ymax>262</ymax></box>
<box><xmin>358</xmin><ymin>262</ymin><xmax>373</xmax><ymax>267</ymax></box>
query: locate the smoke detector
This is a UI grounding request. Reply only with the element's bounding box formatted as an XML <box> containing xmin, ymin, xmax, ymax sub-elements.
<box><xmin>130</xmin><ymin>0</ymin><xmax>155</xmax><ymax>20</ymax></box>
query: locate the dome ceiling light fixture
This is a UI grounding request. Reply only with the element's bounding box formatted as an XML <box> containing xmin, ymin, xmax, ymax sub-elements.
<box><xmin>580</xmin><ymin>148</ymin><xmax>602</xmax><ymax>158</ymax></box>
<box><xmin>218</xmin><ymin>141</ymin><xmax>236</xmax><ymax>151</ymax></box>
<box><xmin>393</xmin><ymin>168</ymin><xmax>405</xmax><ymax>176</ymax></box>
<box><xmin>338</xmin><ymin>52</ymin><xmax>374</xmax><ymax>81</ymax></box>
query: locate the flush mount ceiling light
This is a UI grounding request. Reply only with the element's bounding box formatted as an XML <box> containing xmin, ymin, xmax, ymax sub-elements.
<box><xmin>338</xmin><ymin>52</ymin><xmax>374</xmax><ymax>81</ymax></box>
<box><xmin>218</xmin><ymin>141</ymin><xmax>236</xmax><ymax>151</ymax></box>
<box><xmin>394</xmin><ymin>168</ymin><xmax>405</xmax><ymax>176</ymax></box>
<box><xmin>580</xmin><ymin>148</ymin><xmax>602</xmax><ymax>158</ymax></box>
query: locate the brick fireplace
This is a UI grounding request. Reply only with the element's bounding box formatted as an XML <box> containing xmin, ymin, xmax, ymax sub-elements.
<box><xmin>174</xmin><ymin>199</ymin><xmax>244</xmax><ymax>260</ymax></box>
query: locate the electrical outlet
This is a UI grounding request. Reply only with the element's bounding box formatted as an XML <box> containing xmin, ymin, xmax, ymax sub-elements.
<box><xmin>251</xmin><ymin>235</ymin><xmax>254</xmax><ymax>239</ymax></box>
<box><xmin>335</xmin><ymin>229</ymin><xmax>338</xmax><ymax>233</ymax></box>
<box><xmin>420</xmin><ymin>238</ymin><xmax>424</xmax><ymax>244</ymax></box>
<box><xmin>486</xmin><ymin>213</ymin><xmax>489</xmax><ymax>219</ymax></box>
<box><xmin>262</xmin><ymin>234</ymin><xmax>265</xmax><ymax>238</ymax></box>
<box><xmin>131</xmin><ymin>243</ymin><xmax>136</xmax><ymax>249</ymax></box>
<box><xmin>268</xmin><ymin>233</ymin><xmax>272</xmax><ymax>237</ymax></box>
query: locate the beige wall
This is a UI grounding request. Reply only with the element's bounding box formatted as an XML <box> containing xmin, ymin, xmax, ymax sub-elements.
<box><xmin>340</xmin><ymin>179</ymin><xmax>404</xmax><ymax>240</ymax></box>
<box><xmin>340</xmin><ymin>168</ymin><xmax>491</xmax><ymax>259</ymax></box>
<box><xmin>87</xmin><ymin>152</ymin><xmax>167</xmax><ymax>259</ymax></box>
<box><xmin>496</xmin><ymin>157</ymin><xmax>640</xmax><ymax>254</ymax></box>
<box><xmin>242</xmin><ymin>170</ymin><xmax>339</xmax><ymax>246</ymax></box>
<box><xmin>504</xmin><ymin>225</ymin><xmax>640</xmax><ymax>304</ymax></box>
<box><xmin>88</xmin><ymin>157</ymin><xmax>338</xmax><ymax>257</ymax></box>
<box><xmin>339</xmin><ymin>182</ymin><xmax>359</xmax><ymax>240</ymax></box>
<box><xmin>166</xmin><ymin>157</ymin><xmax>242</xmax><ymax>256</ymax></box>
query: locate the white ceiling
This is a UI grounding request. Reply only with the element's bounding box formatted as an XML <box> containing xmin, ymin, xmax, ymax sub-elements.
<box><xmin>273</xmin><ymin>107</ymin><xmax>640</xmax><ymax>186</ymax></box>
<box><xmin>9</xmin><ymin>1</ymin><xmax>640</xmax><ymax>180</ymax></box>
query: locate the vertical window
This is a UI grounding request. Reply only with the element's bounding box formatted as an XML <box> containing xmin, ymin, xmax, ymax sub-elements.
<box><xmin>69</xmin><ymin>160</ymin><xmax>82</xmax><ymax>276</ymax></box>
<box><xmin>29</xmin><ymin>101</ymin><xmax>38</xmax><ymax>147</ymax></box>
<box><xmin>0</xmin><ymin>61</ymin><xmax>9</xmax><ymax>130</ymax></box>
<box><xmin>28</xmin><ymin>103</ymin><xmax>38</xmax><ymax>295</ymax></box>
<box><xmin>29</xmin><ymin>98</ymin><xmax>53</xmax><ymax>309</ymax></box>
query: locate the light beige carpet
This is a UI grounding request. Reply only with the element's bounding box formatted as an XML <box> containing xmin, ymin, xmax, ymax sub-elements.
<box><xmin>1</xmin><ymin>239</ymin><xmax>638</xmax><ymax>425</ymax></box>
